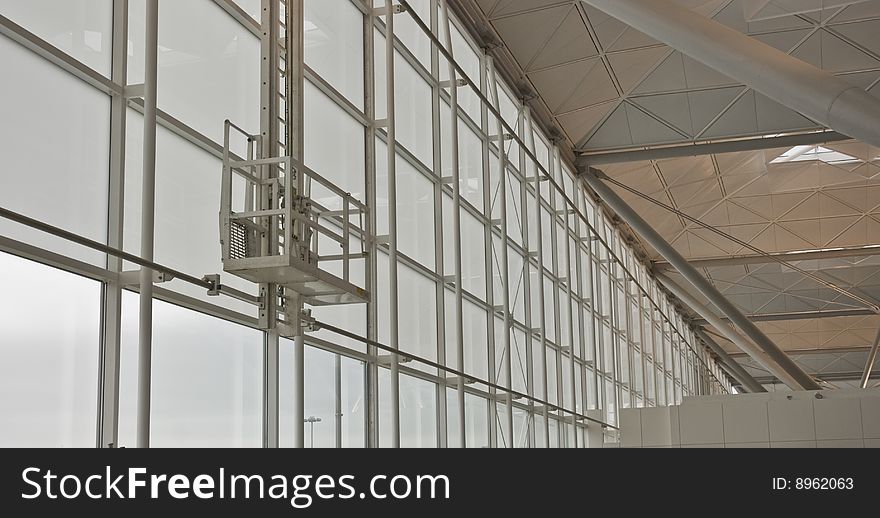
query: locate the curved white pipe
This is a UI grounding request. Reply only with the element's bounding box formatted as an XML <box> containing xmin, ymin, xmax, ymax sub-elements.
<box><xmin>581</xmin><ymin>0</ymin><xmax>880</xmax><ymax>148</ymax></box>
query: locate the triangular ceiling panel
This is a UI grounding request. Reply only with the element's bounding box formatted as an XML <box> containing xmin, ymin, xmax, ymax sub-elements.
<box><xmin>717</xmin><ymin>222</ymin><xmax>766</xmax><ymax>249</ymax></box>
<box><xmin>777</xmin><ymin>219</ymin><xmax>821</xmax><ymax>247</ymax></box>
<box><xmin>702</xmin><ymin>90</ymin><xmax>759</xmax><ymax>138</ymax></box>
<box><xmin>687</xmin><ymin>86</ymin><xmax>745</xmax><ymax>135</ymax></box>
<box><xmin>820</xmin><ymin>215</ymin><xmax>861</xmax><ymax>244</ymax></box>
<box><xmin>669</xmin><ymin>178</ymin><xmax>719</xmax><ymax>207</ymax></box>
<box><xmin>699</xmin><ymin>203</ymin><xmax>733</xmax><ymax>227</ymax></box>
<box><xmin>580</xmin><ymin>3</ymin><xmax>628</xmax><ymax>50</ymax></box>
<box><xmin>631</xmin><ymin>92</ymin><xmax>694</xmax><ymax>135</ymax></box>
<box><xmin>755</xmin><ymin>93</ymin><xmax>818</xmax><ymax>132</ymax></box>
<box><xmin>825</xmin><ymin>186</ymin><xmax>869</xmax><ymax>211</ymax></box>
<box><xmin>607</xmin><ymin>27</ymin><xmax>661</xmax><ymax>51</ymax></box>
<box><xmin>607</xmin><ymin>46</ymin><xmax>671</xmax><ymax>93</ymax></box>
<box><xmin>839</xmin><ymin>70</ymin><xmax>880</xmax><ymax>90</ymax></box>
<box><xmin>752</xmin><ymin>28</ymin><xmax>812</xmax><ymax>53</ymax></box>
<box><xmin>624</xmin><ymin>102</ymin><xmax>688</xmax><ymax>145</ymax></box>
<box><xmin>730</xmin><ymin>195</ymin><xmax>774</xmax><ymax>219</ymax></box>
<box><xmin>556</xmin><ymin>103</ymin><xmax>614</xmax><ymax>144</ymax></box>
<box><xmin>528</xmin><ymin>58</ymin><xmax>616</xmax><ymax>112</ymax></box>
<box><xmin>682</xmin><ymin>54</ymin><xmax>740</xmax><ymax>89</ymax></box>
<box><xmin>821</xmin><ymin>29</ymin><xmax>880</xmax><ymax>72</ymax></box>
<box><xmin>583</xmin><ymin>103</ymin><xmax>632</xmax><ymax>149</ymax></box>
<box><xmin>488</xmin><ymin>0</ymin><xmax>567</xmax><ymax>18</ymax></box>
<box><xmin>781</xmin><ymin>192</ymin><xmax>820</xmax><ymax>221</ymax></box>
<box><xmin>492</xmin><ymin>5</ymin><xmax>569</xmax><ymax>66</ymax></box>
<box><xmin>528</xmin><ymin>7</ymin><xmax>599</xmax><ymax>71</ymax></box>
<box><xmin>725</xmin><ymin>200</ymin><xmax>771</xmax><ymax>224</ymax></box>
<box><xmin>819</xmin><ymin>192</ymin><xmax>861</xmax><ymax>217</ymax></box>
<box><xmin>632</xmin><ymin>51</ymin><xmax>688</xmax><ymax>94</ymax></box>
<box><xmin>772</xmin><ymin>191</ymin><xmax>816</xmax><ymax>219</ymax></box>
<box><xmin>561</xmin><ymin>66</ymin><xmax>619</xmax><ymax>113</ymax></box>
<box><xmin>827</xmin><ymin>216</ymin><xmax>867</xmax><ymax>247</ymax></box>
<box><xmin>774</xmin><ymin>224</ymin><xmax>817</xmax><ymax>251</ymax></box>
<box><xmin>660</xmin><ymin>155</ymin><xmax>716</xmax><ymax>187</ymax></box>
<box><xmin>832</xmin><ymin>19</ymin><xmax>880</xmax><ymax>55</ymax></box>
<box><xmin>712</xmin><ymin>0</ymin><xmax>750</xmax><ymax>32</ymax></box>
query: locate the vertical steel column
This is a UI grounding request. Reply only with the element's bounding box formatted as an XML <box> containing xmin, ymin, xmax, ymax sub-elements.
<box><xmin>429</xmin><ymin>0</ymin><xmax>449</xmax><ymax>449</ymax></box>
<box><xmin>363</xmin><ymin>0</ymin><xmax>380</xmax><ymax>449</ymax></box>
<box><xmin>523</xmin><ymin>107</ymin><xmax>549</xmax><ymax>445</ymax></box>
<box><xmin>384</xmin><ymin>0</ymin><xmax>401</xmax><ymax>448</ymax></box>
<box><xmin>587</xmin><ymin>220</ymin><xmax>600</xmax><ymax>411</ymax></box>
<box><xmin>485</xmin><ymin>57</ymin><xmax>514</xmax><ymax>448</ymax></box>
<box><xmin>260</xmin><ymin>0</ymin><xmax>282</xmax><ymax>449</ymax></box>
<box><xmin>517</xmin><ymin>114</ymin><xmax>535</xmax><ymax>449</ymax></box>
<box><xmin>135</xmin><ymin>0</ymin><xmax>159</xmax><ymax>449</ymax></box>
<box><xmin>573</xmin><ymin>196</ymin><xmax>589</xmax><ymax>441</ymax></box>
<box><xmin>335</xmin><ymin>354</ymin><xmax>343</xmax><ymax>448</ymax></box>
<box><xmin>287</xmin><ymin>0</ymin><xmax>306</xmax><ymax>449</ymax></box>
<box><xmin>98</xmin><ymin>0</ymin><xmax>128</xmax><ymax>449</ymax></box>
<box><xmin>549</xmin><ymin>145</ymin><xmax>564</xmax><ymax>444</ymax></box>
<box><xmin>559</xmin><ymin>175</ymin><xmax>578</xmax><ymax>445</ymax></box>
<box><xmin>476</xmin><ymin>57</ymin><xmax>499</xmax><ymax>448</ymax></box>
<box><xmin>438</xmin><ymin>0</ymin><xmax>466</xmax><ymax>448</ymax></box>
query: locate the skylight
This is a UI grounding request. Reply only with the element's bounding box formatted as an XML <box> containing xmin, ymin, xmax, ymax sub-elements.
<box><xmin>770</xmin><ymin>145</ymin><xmax>861</xmax><ymax>165</ymax></box>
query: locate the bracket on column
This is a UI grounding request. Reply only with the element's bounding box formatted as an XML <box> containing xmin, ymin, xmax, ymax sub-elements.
<box><xmin>119</xmin><ymin>269</ymin><xmax>173</xmax><ymax>286</ymax></box>
<box><xmin>372</xmin><ymin>3</ymin><xmax>407</xmax><ymax>15</ymax></box>
<box><xmin>378</xmin><ymin>354</ymin><xmax>412</xmax><ymax>366</ymax></box>
<box><xmin>440</xmin><ymin>78</ymin><xmax>469</xmax><ymax>88</ymax></box>
<box><xmin>125</xmin><ymin>83</ymin><xmax>145</xmax><ymax>99</ymax></box>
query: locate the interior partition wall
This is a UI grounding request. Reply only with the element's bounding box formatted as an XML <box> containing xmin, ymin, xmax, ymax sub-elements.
<box><xmin>0</xmin><ymin>0</ymin><xmax>732</xmax><ymax>448</ymax></box>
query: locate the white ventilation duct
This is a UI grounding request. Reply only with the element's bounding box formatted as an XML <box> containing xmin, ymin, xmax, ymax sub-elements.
<box><xmin>581</xmin><ymin>0</ymin><xmax>880</xmax><ymax>149</ymax></box>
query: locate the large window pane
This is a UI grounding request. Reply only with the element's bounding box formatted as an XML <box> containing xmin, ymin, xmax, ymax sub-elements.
<box><xmin>305</xmin><ymin>0</ymin><xmax>364</xmax><ymax>108</ymax></box>
<box><xmin>0</xmin><ymin>0</ymin><xmax>112</xmax><ymax>75</ymax></box>
<box><xmin>0</xmin><ymin>253</ymin><xmax>100</xmax><ymax>447</ymax></box>
<box><xmin>124</xmin><ymin>112</ymin><xmax>256</xmax><ymax>316</ymax></box>
<box><xmin>118</xmin><ymin>294</ymin><xmax>262</xmax><ymax>447</ymax></box>
<box><xmin>0</xmin><ymin>37</ymin><xmax>109</xmax><ymax>265</ymax></box>
<box><xmin>128</xmin><ymin>0</ymin><xmax>260</xmax><ymax>143</ymax></box>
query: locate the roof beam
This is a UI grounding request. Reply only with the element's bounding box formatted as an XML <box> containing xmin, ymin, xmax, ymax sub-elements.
<box><xmin>754</xmin><ymin>371</ymin><xmax>880</xmax><ymax>384</ymax></box>
<box><xmin>695</xmin><ymin>329</ymin><xmax>765</xmax><ymax>393</ymax></box>
<box><xmin>582</xmin><ymin>167</ymin><xmax>820</xmax><ymax>390</ymax></box>
<box><xmin>577</xmin><ymin>131</ymin><xmax>849</xmax><ymax>166</ymax></box>
<box><xmin>728</xmin><ymin>345</ymin><xmax>875</xmax><ymax>358</ymax></box>
<box><xmin>655</xmin><ymin>245</ymin><xmax>880</xmax><ymax>270</ymax></box>
<box><xmin>693</xmin><ymin>308</ymin><xmax>877</xmax><ymax>326</ymax></box>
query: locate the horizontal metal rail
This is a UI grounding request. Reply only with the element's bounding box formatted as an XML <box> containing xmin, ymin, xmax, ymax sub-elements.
<box><xmin>314</xmin><ymin>319</ymin><xmax>617</xmax><ymax>430</ymax></box>
<box><xmin>0</xmin><ymin>206</ymin><xmax>213</xmax><ymax>290</ymax></box>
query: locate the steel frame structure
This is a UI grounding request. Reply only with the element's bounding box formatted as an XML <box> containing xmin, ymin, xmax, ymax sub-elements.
<box><xmin>0</xmin><ymin>0</ymin><xmax>734</xmax><ymax>449</ymax></box>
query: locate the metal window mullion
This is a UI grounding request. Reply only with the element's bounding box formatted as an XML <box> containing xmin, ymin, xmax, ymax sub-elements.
<box><xmin>515</xmin><ymin>100</ymin><xmax>535</xmax><ymax>449</ymax></box>
<box><xmin>429</xmin><ymin>0</ymin><xmax>449</xmax><ymax>449</ymax></box>
<box><xmin>559</xmin><ymin>170</ymin><xmax>578</xmax><ymax>446</ymax></box>
<box><xmin>437</xmin><ymin>0</ymin><xmax>467</xmax><ymax>449</ymax></box>
<box><xmin>135</xmin><ymin>0</ymin><xmax>159</xmax><ymax>449</ymax></box>
<box><xmin>486</xmin><ymin>56</ymin><xmax>514</xmax><ymax>448</ymax></box>
<box><xmin>259</xmin><ymin>0</ymin><xmax>282</xmax><ymax>450</ymax></box>
<box><xmin>548</xmin><ymin>145</ymin><xmax>564</xmax><ymax>446</ymax></box>
<box><xmin>521</xmin><ymin>107</ymin><xmax>548</xmax><ymax>446</ymax></box>
<box><xmin>573</xmin><ymin>210</ymin><xmax>589</xmax><ymax>424</ymax></box>
<box><xmin>362</xmin><ymin>0</ymin><xmax>379</xmax><ymax>449</ymax></box>
<box><xmin>383</xmin><ymin>0</ymin><xmax>401</xmax><ymax>449</ymax></box>
<box><xmin>98</xmin><ymin>0</ymin><xmax>128</xmax><ymax>449</ymax></box>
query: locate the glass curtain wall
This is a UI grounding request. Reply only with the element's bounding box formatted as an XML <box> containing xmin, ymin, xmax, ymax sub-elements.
<box><xmin>0</xmin><ymin>0</ymin><xmax>732</xmax><ymax>448</ymax></box>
